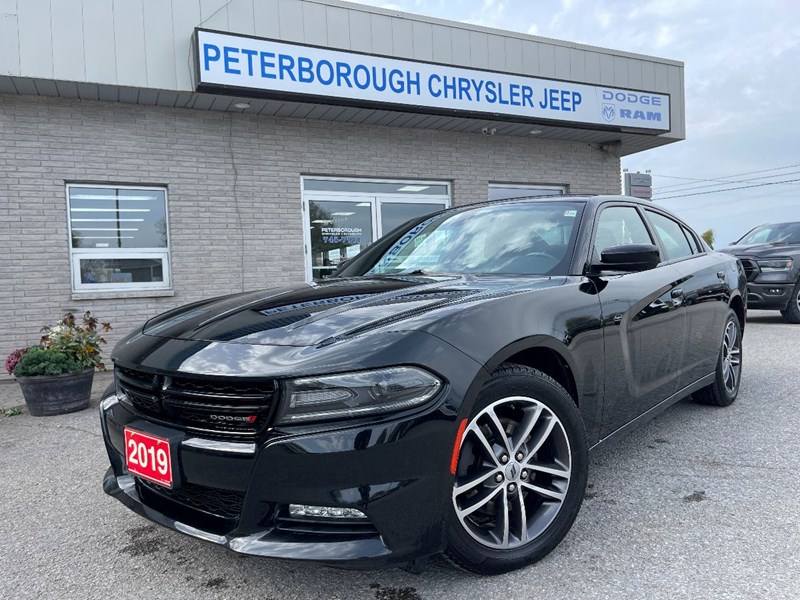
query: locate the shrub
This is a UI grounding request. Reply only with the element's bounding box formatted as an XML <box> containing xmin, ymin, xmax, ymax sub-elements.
<box><xmin>12</xmin><ymin>347</ymin><xmax>85</xmax><ymax>377</ymax></box>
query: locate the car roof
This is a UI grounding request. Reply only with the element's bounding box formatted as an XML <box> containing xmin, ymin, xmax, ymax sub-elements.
<box><xmin>467</xmin><ymin>194</ymin><xmax>660</xmax><ymax>210</ymax></box>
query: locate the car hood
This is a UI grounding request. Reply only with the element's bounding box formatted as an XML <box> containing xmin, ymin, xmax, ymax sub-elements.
<box><xmin>717</xmin><ymin>242</ymin><xmax>800</xmax><ymax>257</ymax></box>
<box><xmin>142</xmin><ymin>275</ymin><xmax>563</xmax><ymax>347</ymax></box>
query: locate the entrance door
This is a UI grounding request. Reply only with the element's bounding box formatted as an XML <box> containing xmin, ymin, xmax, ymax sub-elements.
<box><xmin>307</xmin><ymin>197</ymin><xmax>375</xmax><ymax>281</ymax></box>
<box><xmin>303</xmin><ymin>179</ymin><xmax>451</xmax><ymax>282</ymax></box>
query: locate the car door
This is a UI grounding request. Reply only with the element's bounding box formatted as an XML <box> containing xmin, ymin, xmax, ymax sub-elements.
<box><xmin>644</xmin><ymin>209</ymin><xmax>730</xmax><ymax>390</ymax></box>
<box><xmin>591</xmin><ymin>204</ymin><xmax>687</xmax><ymax>437</ymax></box>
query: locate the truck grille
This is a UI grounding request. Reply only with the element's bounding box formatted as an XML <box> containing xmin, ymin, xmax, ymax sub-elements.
<box><xmin>739</xmin><ymin>258</ymin><xmax>760</xmax><ymax>282</ymax></box>
<box><xmin>116</xmin><ymin>366</ymin><xmax>276</xmax><ymax>438</ymax></box>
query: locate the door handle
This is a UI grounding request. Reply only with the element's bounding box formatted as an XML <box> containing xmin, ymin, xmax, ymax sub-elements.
<box><xmin>717</xmin><ymin>271</ymin><xmax>726</xmax><ymax>280</ymax></box>
<box><xmin>671</xmin><ymin>288</ymin><xmax>684</xmax><ymax>299</ymax></box>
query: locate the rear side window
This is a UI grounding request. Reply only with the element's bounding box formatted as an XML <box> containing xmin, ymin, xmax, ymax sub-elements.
<box><xmin>594</xmin><ymin>206</ymin><xmax>653</xmax><ymax>259</ymax></box>
<box><xmin>646</xmin><ymin>211</ymin><xmax>694</xmax><ymax>261</ymax></box>
<box><xmin>682</xmin><ymin>226</ymin><xmax>703</xmax><ymax>253</ymax></box>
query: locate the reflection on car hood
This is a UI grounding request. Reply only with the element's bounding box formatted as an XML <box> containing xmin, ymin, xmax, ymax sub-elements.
<box><xmin>717</xmin><ymin>242</ymin><xmax>800</xmax><ymax>257</ymax></box>
<box><xmin>142</xmin><ymin>275</ymin><xmax>563</xmax><ymax>347</ymax></box>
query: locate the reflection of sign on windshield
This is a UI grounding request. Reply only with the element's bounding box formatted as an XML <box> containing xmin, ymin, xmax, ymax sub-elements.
<box><xmin>322</xmin><ymin>227</ymin><xmax>362</xmax><ymax>245</ymax></box>
<box><xmin>373</xmin><ymin>214</ymin><xmax>442</xmax><ymax>271</ymax></box>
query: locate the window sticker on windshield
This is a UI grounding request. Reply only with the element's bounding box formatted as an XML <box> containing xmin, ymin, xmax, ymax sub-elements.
<box><xmin>564</xmin><ymin>210</ymin><xmax>577</xmax><ymax>217</ymax></box>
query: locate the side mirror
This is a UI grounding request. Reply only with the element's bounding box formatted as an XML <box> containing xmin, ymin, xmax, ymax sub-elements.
<box><xmin>591</xmin><ymin>244</ymin><xmax>661</xmax><ymax>273</ymax></box>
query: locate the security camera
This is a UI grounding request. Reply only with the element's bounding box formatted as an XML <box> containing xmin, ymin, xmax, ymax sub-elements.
<box><xmin>481</xmin><ymin>126</ymin><xmax>489</xmax><ymax>135</ymax></box>
<box><xmin>490</xmin><ymin>128</ymin><xmax>497</xmax><ymax>135</ymax></box>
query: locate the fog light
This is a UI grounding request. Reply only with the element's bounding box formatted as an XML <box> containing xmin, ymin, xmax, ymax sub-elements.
<box><xmin>288</xmin><ymin>504</ymin><xmax>367</xmax><ymax>519</ymax></box>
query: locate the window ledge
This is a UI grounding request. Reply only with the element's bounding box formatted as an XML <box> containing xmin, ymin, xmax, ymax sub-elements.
<box><xmin>71</xmin><ymin>290</ymin><xmax>175</xmax><ymax>301</ymax></box>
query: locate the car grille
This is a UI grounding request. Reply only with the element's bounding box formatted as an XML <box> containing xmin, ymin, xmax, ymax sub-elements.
<box><xmin>739</xmin><ymin>258</ymin><xmax>760</xmax><ymax>282</ymax></box>
<box><xmin>116</xmin><ymin>366</ymin><xmax>276</xmax><ymax>438</ymax></box>
<box><xmin>137</xmin><ymin>479</ymin><xmax>245</xmax><ymax>520</ymax></box>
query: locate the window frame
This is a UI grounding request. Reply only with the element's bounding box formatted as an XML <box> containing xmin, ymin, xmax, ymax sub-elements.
<box><xmin>66</xmin><ymin>183</ymin><xmax>172</xmax><ymax>293</ymax></box>
<box><xmin>644</xmin><ymin>208</ymin><xmax>697</xmax><ymax>264</ymax></box>
<box><xmin>589</xmin><ymin>202</ymin><xmax>656</xmax><ymax>265</ymax></box>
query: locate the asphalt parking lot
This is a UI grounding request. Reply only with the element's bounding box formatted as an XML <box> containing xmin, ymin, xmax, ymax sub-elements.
<box><xmin>1</xmin><ymin>309</ymin><xmax>798</xmax><ymax>600</ymax></box>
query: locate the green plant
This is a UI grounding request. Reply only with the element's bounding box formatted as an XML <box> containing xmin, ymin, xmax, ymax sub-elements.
<box><xmin>701</xmin><ymin>228</ymin><xmax>715</xmax><ymax>249</ymax></box>
<box><xmin>12</xmin><ymin>347</ymin><xmax>84</xmax><ymax>377</ymax></box>
<box><xmin>3</xmin><ymin>407</ymin><xmax>23</xmax><ymax>417</ymax></box>
<box><xmin>40</xmin><ymin>312</ymin><xmax>112</xmax><ymax>370</ymax></box>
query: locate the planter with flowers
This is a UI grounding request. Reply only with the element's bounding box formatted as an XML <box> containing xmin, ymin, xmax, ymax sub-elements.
<box><xmin>5</xmin><ymin>312</ymin><xmax>112</xmax><ymax>416</ymax></box>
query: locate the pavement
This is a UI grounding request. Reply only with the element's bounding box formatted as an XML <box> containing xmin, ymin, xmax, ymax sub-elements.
<box><xmin>0</xmin><ymin>310</ymin><xmax>798</xmax><ymax>600</ymax></box>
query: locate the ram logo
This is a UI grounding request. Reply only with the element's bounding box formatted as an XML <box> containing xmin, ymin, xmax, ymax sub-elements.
<box><xmin>601</xmin><ymin>104</ymin><xmax>616</xmax><ymax>122</ymax></box>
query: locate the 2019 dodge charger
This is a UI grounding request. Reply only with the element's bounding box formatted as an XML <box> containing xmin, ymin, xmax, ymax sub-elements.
<box><xmin>100</xmin><ymin>195</ymin><xmax>746</xmax><ymax>574</ymax></box>
<box><xmin>718</xmin><ymin>221</ymin><xmax>800</xmax><ymax>323</ymax></box>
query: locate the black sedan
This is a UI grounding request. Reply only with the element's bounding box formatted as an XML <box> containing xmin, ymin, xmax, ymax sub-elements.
<box><xmin>100</xmin><ymin>195</ymin><xmax>746</xmax><ymax>575</ymax></box>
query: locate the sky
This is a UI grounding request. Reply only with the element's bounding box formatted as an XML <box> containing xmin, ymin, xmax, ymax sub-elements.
<box><xmin>349</xmin><ymin>0</ymin><xmax>800</xmax><ymax>246</ymax></box>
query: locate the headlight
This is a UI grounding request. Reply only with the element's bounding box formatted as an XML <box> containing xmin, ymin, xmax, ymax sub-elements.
<box><xmin>277</xmin><ymin>366</ymin><xmax>442</xmax><ymax>424</ymax></box>
<box><xmin>757</xmin><ymin>258</ymin><xmax>793</xmax><ymax>271</ymax></box>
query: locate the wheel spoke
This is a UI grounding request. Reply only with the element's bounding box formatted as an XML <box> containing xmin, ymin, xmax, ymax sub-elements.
<box><xmin>515</xmin><ymin>492</ymin><xmax>528</xmax><ymax>543</ymax></box>
<box><xmin>521</xmin><ymin>481</ymin><xmax>565</xmax><ymax>502</ymax></box>
<box><xmin>469</xmin><ymin>425</ymin><xmax>500</xmax><ymax>466</ymax></box>
<box><xmin>457</xmin><ymin>484</ymin><xmax>503</xmax><ymax>519</ymax></box>
<box><xmin>525</xmin><ymin>461</ymin><xmax>570</xmax><ymax>480</ymax></box>
<box><xmin>523</xmin><ymin>415</ymin><xmax>556</xmax><ymax>462</ymax></box>
<box><xmin>486</xmin><ymin>409</ymin><xmax>512</xmax><ymax>456</ymax></box>
<box><xmin>454</xmin><ymin>467</ymin><xmax>502</xmax><ymax>496</ymax></box>
<box><xmin>496</xmin><ymin>488</ymin><xmax>510</xmax><ymax>547</ymax></box>
<box><xmin>511</xmin><ymin>404</ymin><xmax>543</xmax><ymax>455</ymax></box>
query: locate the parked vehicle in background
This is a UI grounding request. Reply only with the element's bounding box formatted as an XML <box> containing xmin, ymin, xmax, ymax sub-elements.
<box><xmin>100</xmin><ymin>195</ymin><xmax>746</xmax><ymax>575</ymax></box>
<box><xmin>719</xmin><ymin>222</ymin><xmax>800</xmax><ymax>323</ymax></box>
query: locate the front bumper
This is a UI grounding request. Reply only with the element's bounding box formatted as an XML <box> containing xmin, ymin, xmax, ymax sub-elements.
<box><xmin>100</xmin><ymin>335</ymin><xmax>486</xmax><ymax>569</ymax></box>
<box><xmin>745</xmin><ymin>282</ymin><xmax>794</xmax><ymax>310</ymax></box>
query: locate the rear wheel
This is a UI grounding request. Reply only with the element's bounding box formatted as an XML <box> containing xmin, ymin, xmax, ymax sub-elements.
<box><xmin>694</xmin><ymin>309</ymin><xmax>742</xmax><ymax>407</ymax></box>
<box><xmin>445</xmin><ymin>364</ymin><xmax>587</xmax><ymax>575</ymax></box>
<box><xmin>781</xmin><ymin>281</ymin><xmax>800</xmax><ymax>324</ymax></box>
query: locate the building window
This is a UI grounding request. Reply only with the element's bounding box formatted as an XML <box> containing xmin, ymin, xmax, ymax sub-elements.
<box><xmin>67</xmin><ymin>184</ymin><xmax>171</xmax><ymax>292</ymax></box>
<box><xmin>489</xmin><ymin>184</ymin><xmax>566</xmax><ymax>201</ymax></box>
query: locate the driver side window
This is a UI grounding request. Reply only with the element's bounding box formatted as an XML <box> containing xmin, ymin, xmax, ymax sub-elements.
<box><xmin>594</xmin><ymin>206</ymin><xmax>653</xmax><ymax>260</ymax></box>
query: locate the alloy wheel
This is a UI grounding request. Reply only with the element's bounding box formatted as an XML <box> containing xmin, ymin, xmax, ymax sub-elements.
<box><xmin>452</xmin><ymin>396</ymin><xmax>572</xmax><ymax>550</ymax></box>
<box><xmin>721</xmin><ymin>320</ymin><xmax>741</xmax><ymax>394</ymax></box>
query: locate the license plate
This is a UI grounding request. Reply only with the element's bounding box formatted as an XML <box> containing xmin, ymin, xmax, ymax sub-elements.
<box><xmin>124</xmin><ymin>427</ymin><xmax>173</xmax><ymax>488</ymax></box>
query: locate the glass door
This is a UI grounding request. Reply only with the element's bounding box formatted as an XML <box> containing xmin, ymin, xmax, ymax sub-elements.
<box><xmin>377</xmin><ymin>198</ymin><xmax>448</xmax><ymax>235</ymax></box>
<box><xmin>307</xmin><ymin>197</ymin><xmax>375</xmax><ymax>281</ymax></box>
<box><xmin>303</xmin><ymin>178</ymin><xmax>452</xmax><ymax>282</ymax></box>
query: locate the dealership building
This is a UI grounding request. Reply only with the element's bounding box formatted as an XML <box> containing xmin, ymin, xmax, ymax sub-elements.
<box><xmin>0</xmin><ymin>0</ymin><xmax>685</xmax><ymax>368</ymax></box>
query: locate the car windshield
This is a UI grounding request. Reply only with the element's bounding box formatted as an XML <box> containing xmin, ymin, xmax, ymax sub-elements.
<box><xmin>737</xmin><ymin>222</ymin><xmax>800</xmax><ymax>245</ymax></box>
<box><xmin>364</xmin><ymin>201</ymin><xmax>585</xmax><ymax>276</ymax></box>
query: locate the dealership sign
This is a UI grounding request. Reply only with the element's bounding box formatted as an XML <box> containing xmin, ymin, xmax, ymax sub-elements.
<box><xmin>195</xmin><ymin>29</ymin><xmax>670</xmax><ymax>132</ymax></box>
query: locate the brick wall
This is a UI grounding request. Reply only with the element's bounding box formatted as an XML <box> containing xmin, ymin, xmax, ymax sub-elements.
<box><xmin>0</xmin><ymin>94</ymin><xmax>620</xmax><ymax>373</ymax></box>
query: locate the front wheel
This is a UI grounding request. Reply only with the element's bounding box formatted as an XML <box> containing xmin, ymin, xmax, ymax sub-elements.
<box><xmin>694</xmin><ymin>309</ymin><xmax>742</xmax><ymax>407</ymax></box>
<box><xmin>445</xmin><ymin>364</ymin><xmax>588</xmax><ymax>575</ymax></box>
<box><xmin>781</xmin><ymin>281</ymin><xmax>800</xmax><ymax>324</ymax></box>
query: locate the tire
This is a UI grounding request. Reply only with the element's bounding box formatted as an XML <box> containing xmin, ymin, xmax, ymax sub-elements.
<box><xmin>781</xmin><ymin>281</ymin><xmax>800</xmax><ymax>324</ymax></box>
<box><xmin>694</xmin><ymin>309</ymin><xmax>742</xmax><ymax>407</ymax></box>
<box><xmin>444</xmin><ymin>364</ymin><xmax>588</xmax><ymax>575</ymax></box>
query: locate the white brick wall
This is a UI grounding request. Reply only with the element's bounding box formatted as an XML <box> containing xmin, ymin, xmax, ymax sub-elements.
<box><xmin>0</xmin><ymin>94</ymin><xmax>620</xmax><ymax>372</ymax></box>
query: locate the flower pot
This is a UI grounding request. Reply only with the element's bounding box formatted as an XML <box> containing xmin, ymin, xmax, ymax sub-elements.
<box><xmin>16</xmin><ymin>368</ymin><xmax>94</xmax><ymax>416</ymax></box>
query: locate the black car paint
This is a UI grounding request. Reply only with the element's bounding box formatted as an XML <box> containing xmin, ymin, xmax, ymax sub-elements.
<box><xmin>101</xmin><ymin>195</ymin><xmax>746</xmax><ymax>569</ymax></box>
<box><xmin>718</xmin><ymin>238</ymin><xmax>800</xmax><ymax>310</ymax></box>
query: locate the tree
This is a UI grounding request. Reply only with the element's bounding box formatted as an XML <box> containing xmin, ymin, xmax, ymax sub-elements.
<box><xmin>701</xmin><ymin>228</ymin><xmax>715</xmax><ymax>249</ymax></box>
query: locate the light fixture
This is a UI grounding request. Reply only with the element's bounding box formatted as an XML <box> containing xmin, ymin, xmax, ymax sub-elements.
<box><xmin>288</xmin><ymin>504</ymin><xmax>367</xmax><ymax>520</ymax></box>
<box><xmin>356</xmin><ymin>202</ymin><xmax>371</xmax><ymax>207</ymax></box>
<box><xmin>331</xmin><ymin>212</ymin><xmax>355</xmax><ymax>216</ymax></box>
<box><xmin>529</xmin><ymin>129</ymin><xmax>543</xmax><ymax>135</ymax></box>
<box><xmin>233</xmin><ymin>102</ymin><xmax>250</xmax><ymax>109</ymax></box>
<box><xmin>311</xmin><ymin>219</ymin><xmax>333</xmax><ymax>224</ymax></box>
<box><xmin>396</xmin><ymin>185</ymin><xmax>430</xmax><ymax>192</ymax></box>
